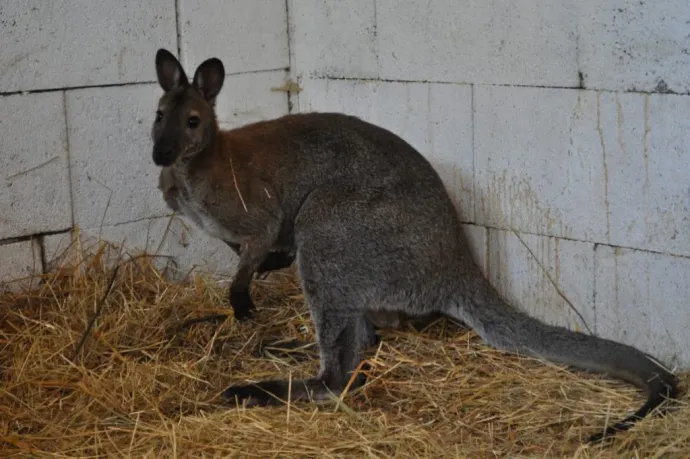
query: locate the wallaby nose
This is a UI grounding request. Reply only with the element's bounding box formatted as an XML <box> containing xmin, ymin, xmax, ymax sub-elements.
<box><xmin>152</xmin><ymin>145</ymin><xmax>176</xmax><ymax>166</ymax></box>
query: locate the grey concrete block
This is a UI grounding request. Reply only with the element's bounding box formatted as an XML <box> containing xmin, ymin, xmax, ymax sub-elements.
<box><xmin>298</xmin><ymin>78</ymin><xmax>474</xmax><ymax>220</ymax></box>
<box><xmin>180</xmin><ymin>0</ymin><xmax>289</xmax><ymax>75</ymax></box>
<box><xmin>487</xmin><ymin>228</ymin><xmax>596</xmax><ymax>333</ymax></box>
<box><xmin>0</xmin><ymin>0</ymin><xmax>176</xmax><ymax>92</ymax></box>
<box><xmin>42</xmin><ymin>231</ymin><xmax>83</xmax><ymax>272</ymax></box>
<box><xmin>461</xmin><ymin>224</ymin><xmax>488</xmax><ymax>277</ymax></box>
<box><xmin>595</xmin><ymin>245</ymin><xmax>690</xmax><ymax>369</ymax></box>
<box><xmin>600</xmin><ymin>92</ymin><xmax>690</xmax><ymax>257</ymax></box>
<box><xmin>66</xmin><ymin>84</ymin><xmax>170</xmax><ymax>229</ymax></box>
<box><xmin>216</xmin><ymin>70</ymin><xmax>290</xmax><ymax>130</ymax></box>
<box><xmin>100</xmin><ymin>216</ymin><xmax>239</xmax><ymax>279</ymax></box>
<box><xmin>44</xmin><ymin>216</ymin><xmax>239</xmax><ymax>280</ymax></box>
<box><xmin>474</xmin><ymin>86</ymin><xmax>609</xmax><ymax>242</ymax></box>
<box><xmin>476</xmin><ymin>85</ymin><xmax>690</xmax><ymax>255</ymax></box>
<box><xmin>298</xmin><ymin>79</ymin><xmax>429</xmax><ymax>152</ymax></box>
<box><xmin>0</xmin><ymin>92</ymin><xmax>72</xmax><ymax>239</ymax></box>
<box><xmin>289</xmin><ymin>0</ymin><xmax>379</xmax><ymax>79</ymax></box>
<box><xmin>578</xmin><ymin>1</ymin><xmax>690</xmax><ymax>93</ymax></box>
<box><xmin>428</xmin><ymin>83</ymin><xmax>474</xmax><ymax>221</ymax></box>
<box><xmin>376</xmin><ymin>0</ymin><xmax>578</xmax><ymax>86</ymax></box>
<box><xmin>0</xmin><ymin>239</ymin><xmax>43</xmax><ymax>292</ymax></box>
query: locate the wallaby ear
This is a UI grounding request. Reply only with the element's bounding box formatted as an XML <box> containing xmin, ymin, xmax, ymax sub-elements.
<box><xmin>155</xmin><ymin>48</ymin><xmax>188</xmax><ymax>92</ymax></box>
<box><xmin>192</xmin><ymin>57</ymin><xmax>225</xmax><ymax>104</ymax></box>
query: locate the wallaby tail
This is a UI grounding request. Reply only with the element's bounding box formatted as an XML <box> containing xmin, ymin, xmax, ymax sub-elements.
<box><xmin>446</xmin><ymin>277</ymin><xmax>679</xmax><ymax>443</ymax></box>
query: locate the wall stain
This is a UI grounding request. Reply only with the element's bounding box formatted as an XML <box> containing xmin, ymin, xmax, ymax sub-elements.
<box><xmin>613</xmin><ymin>247</ymin><xmax>620</xmax><ymax>329</ymax></box>
<box><xmin>0</xmin><ymin>45</ymin><xmax>49</xmax><ymax>77</ymax></box>
<box><xmin>643</xmin><ymin>94</ymin><xmax>651</xmax><ymax>191</ymax></box>
<box><xmin>568</xmin><ymin>91</ymin><xmax>583</xmax><ymax>149</ymax></box>
<box><xmin>596</xmin><ymin>92</ymin><xmax>611</xmax><ymax>242</ymax></box>
<box><xmin>485</xmin><ymin>169</ymin><xmax>573</xmax><ymax>239</ymax></box>
<box><xmin>554</xmin><ymin>237</ymin><xmax>561</xmax><ymax>287</ymax></box>
<box><xmin>643</xmin><ymin>94</ymin><xmax>652</xmax><ymax>240</ymax></box>
<box><xmin>615</xmin><ymin>93</ymin><xmax>627</xmax><ymax>157</ymax></box>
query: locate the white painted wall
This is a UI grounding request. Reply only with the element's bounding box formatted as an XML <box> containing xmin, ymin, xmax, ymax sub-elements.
<box><xmin>0</xmin><ymin>0</ymin><xmax>289</xmax><ymax>282</ymax></box>
<box><xmin>291</xmin><ymin>0</ymin><xmax>690</xmax><ymax>369</ymax></box>
<box><xmin>1</xmin><ymin>1</ymin><xmax>689</xmax><ymax>368</ymax></box>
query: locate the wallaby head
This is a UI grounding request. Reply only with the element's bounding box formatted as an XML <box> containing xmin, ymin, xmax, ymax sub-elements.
<box><xmin>151</xmin><ymin>48</ymin><xmax>225</xmax><ymax>167</ymax></box>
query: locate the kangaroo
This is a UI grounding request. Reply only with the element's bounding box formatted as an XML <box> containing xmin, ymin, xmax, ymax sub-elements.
<box><xmin>149</xmin><ymin>48</ymin><xmax>678</xmax><ymax>443</ymax></box>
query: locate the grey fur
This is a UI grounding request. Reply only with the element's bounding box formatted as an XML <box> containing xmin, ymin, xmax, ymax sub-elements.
<box><xmin>149</xmin><ymin>49</ymin><xmax>678</xmax><ymax>443</ymax></box>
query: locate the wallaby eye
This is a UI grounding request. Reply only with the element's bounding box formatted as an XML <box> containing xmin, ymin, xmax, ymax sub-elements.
<box><xmin>187</xmin><ymin>116</ymin><xmax>201</xmax><ymax>128</ymax></box>
<box><xmin>155</xmin><ymin>110</ymin><xmax>163</xmax><ymax>123</ymax></box>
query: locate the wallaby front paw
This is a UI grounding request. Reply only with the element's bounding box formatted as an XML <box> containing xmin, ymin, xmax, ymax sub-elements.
<box><xmin>229</xmin><ymin>290</ymin><xmax>256</xmax><ymax>321</ymax></box>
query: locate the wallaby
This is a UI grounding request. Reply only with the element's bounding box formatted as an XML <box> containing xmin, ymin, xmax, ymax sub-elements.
<box><xmin>149</xmin><ymin>48</ymin><xmax>678</xmax><ymax>443</ymax></box>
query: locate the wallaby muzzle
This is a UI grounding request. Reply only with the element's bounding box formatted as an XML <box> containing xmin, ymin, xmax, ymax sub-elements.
<box><xmin>152</xmin><ymin>144</ymin><xmax>178</xmax><ymax>167</ymax></box>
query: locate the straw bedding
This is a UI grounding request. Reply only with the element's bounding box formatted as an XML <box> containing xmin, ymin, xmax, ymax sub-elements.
<box><xmin>1</xmin><ymin>239</ymin><xmax>688</xmax><ymax>458</ymax></box>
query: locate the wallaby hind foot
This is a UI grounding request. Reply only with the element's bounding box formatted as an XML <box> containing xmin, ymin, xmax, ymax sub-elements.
<box><xmin>224</xmin><ymin>309</ymin><xmax>378</xmax><ymax>407</ymax></box>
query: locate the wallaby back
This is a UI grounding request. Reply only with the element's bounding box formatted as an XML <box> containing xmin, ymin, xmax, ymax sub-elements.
<box><xmin>149</xmin><ymin>48</ymin><xmax>679</xmax><ymax>443</ymax></box>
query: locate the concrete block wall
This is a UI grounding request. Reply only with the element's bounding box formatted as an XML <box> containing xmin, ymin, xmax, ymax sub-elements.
<box><xmin>1</xmin><ymin>1</ymin><xmax>689</xmax><ymax>368</ymax></box>
<box><xmin>290</xmin><ymin>0</ymin><xmax>690</xmax><ymax>369</ymax></box>
<box><xmin>0</xmin><ymin>0</ymin><xmax>290</xmax><ymax>287</ymax></box>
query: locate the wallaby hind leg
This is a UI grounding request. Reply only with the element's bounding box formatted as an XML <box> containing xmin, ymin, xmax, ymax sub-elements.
<box><xmin>223</xmin><ymin>292</ymin><xmax>377</xmax><ymax>407</ymax></box>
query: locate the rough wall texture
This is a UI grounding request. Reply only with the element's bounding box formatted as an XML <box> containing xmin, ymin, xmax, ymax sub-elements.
<box><xmin>291</xmin><ymin>0</ymin><xmax>690</xmax><ymax>369</ymax></box>
<box><xmin>0</xmin><ymin>0</ymin><xmax>289</xmax><ymax>284</ymax></box>
<box><xmin>1</xmin><ymin>1</ymin><xmax>689</xmax><ymax>368</ymax></box>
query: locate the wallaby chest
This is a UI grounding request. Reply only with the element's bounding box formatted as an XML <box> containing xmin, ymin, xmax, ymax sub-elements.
<box><xmin>173</xmin><ymin>172</ymin><xmax>244</xmax><ymax>244</ymax></box>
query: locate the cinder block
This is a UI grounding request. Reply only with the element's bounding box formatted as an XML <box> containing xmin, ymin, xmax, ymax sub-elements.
<box><xmin>461</xmin><ymin>224</ymin><xmax>487</xmax><ymax>277</ymax></box>
<box><xmin>578</xmin><ymin>1</ymin><xmax>690</xmax><ymax>93</ymax></box>
<box><xmin>487</xmin><ymin>229</ymin><xmax>595</xmax><ymax>333</ymax></box>
<box><xmin>299</xmin><ymin>78</ymin><xmax>431</xmax><ymax>152</ymax></box>
<box><xmin>0</xmin><ymin>239</ymin><xmax>43</xmax><ymax>293</ymax></box>
<box><xmin>474</xmin><ymin>86</ymin><xmax>608</xmax><ymax>242</ymax></box>
<box><xmin>216</xmin><ymin>71</ymin><xmax>290</xmax><ymax>130</ymax></box>
<box><xmin>0</xmin><ymin>92</ymin><xmax>72</xmax><ymax>238</ymax></box>
<box><xmin>66</xmin><ymin>84</ymin><xmax>170</xmax><ymax>229</ymax></box>
<box><xmin>600</xmin><ymin>92</ymin><xmax>690</xmax><ymax>257</ymax></box>
<box><xmin>595</xmin><ymin>245</ymin><xmax>690</xmax><ymax>369</ymax></box>
<box><xmin>101</xmin><ymin>216</ymin><xmax>239</xmax><ymax>279</ymax></box>
<box><xmin>180</xmin><ymin>0</ymin><xmax>289</xmax><ymax>75</ymax></box>
<box><xmin>289</xmin><ymin>0</ymin><xmax>379</xmax><ymax>79</ymax></box>
<box><xmin>376</xmin><ymin>0</ymin><xmax>578</xmax><ymax>86</ymax></box>
<box><xmin>298</xmin><ymin>79</ymin><xmax>474</xmax><ymax>220</ymax></box>
<box><xmin>0</xmin><ymin>0</ymin><xmax>176</xmax><ymax>92</ymax></box>
<box><xmin>476</xmin><ymin>85</ymin><xmax>690</xmax><ymax>255</ymax></box>
<box><xmin>428</xmin><ymin>84</ymin><xmax>474</xmax><ymax>221</ymax></box>
<box><xmin>44</xmin><ymin>216</ymin><xmax>239</xmax><ymax>279</ymax></box>
<box><xmin>42</xmin><ymin>230</ymin><xmax>87</xmax><ymax>272</ymax></box>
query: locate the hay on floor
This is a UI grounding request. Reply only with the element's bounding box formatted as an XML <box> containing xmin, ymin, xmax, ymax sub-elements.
<box><xmin>0</xmin><ymin>240</ymin><xmax>688</xmax><ymax>458</ymax></box>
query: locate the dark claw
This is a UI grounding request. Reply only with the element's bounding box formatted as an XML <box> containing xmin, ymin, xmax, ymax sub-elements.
<box><xmin>229</xmin><ymin>290</ymin><xmax>256</xmax><ymax>321</ymax></box>
<box><xmin>223</xmin><ymin>381</ymin><xmax>286</xmax><ymax>407</ymax></box>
